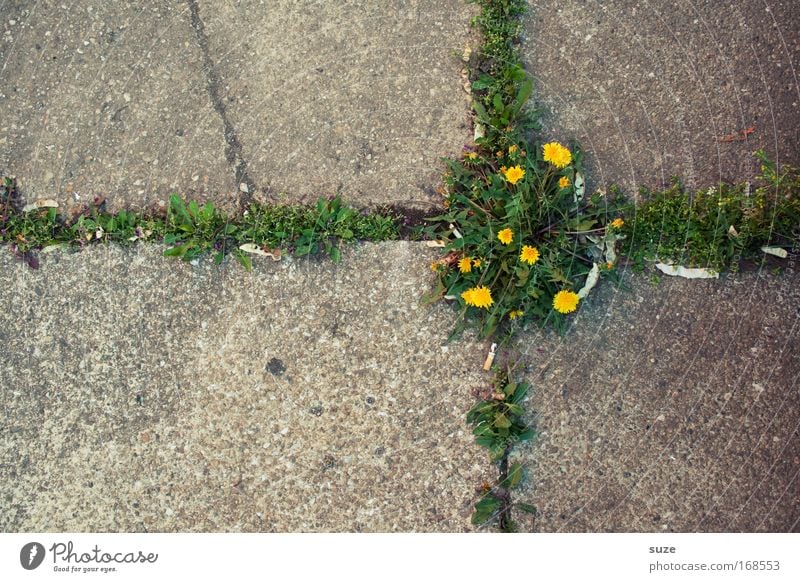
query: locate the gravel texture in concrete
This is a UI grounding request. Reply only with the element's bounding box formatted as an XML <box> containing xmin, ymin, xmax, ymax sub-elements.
<box><xmin>511</xmin><ymin>266</ymin><xmax>799</xmax><ymax>532</ymax></box>
<box><xmin>1</xmin><ymin>1</ymin><xmax>474</xmax><ymax>212</ymax></box>
<box><xmin>523</xmin><ymin>0</ymin><xmax>800</xmax><ymax>195</ymax></box>
<box><xmin>0</xmin><ymin>243</ymin><xmax>492</xmax><ymax>532</ymax></box>
<box><xmin>198</xmin><ymin>0</ymin><xmax>474</xmax><ymax>209</ymax></box>
<box><xmin>0</xmin><ymin>1</ymin><xmax>235</xmax><ymax>213</ymax></box>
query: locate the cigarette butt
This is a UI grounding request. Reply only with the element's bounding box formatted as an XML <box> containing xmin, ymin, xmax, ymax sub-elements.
<box><xmin>483</xmin><ymin>343</ymin><xmax>498</xmax><ymax>371</ymax></box>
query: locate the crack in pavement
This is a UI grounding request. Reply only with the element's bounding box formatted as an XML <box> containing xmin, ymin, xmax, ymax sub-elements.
<box><xmin>186</xmin><ymin>0</ymin><xmax>255</xmax><ymax>208</ymax></box>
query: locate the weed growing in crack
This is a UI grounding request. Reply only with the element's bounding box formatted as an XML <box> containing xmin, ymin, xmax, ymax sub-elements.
<box><xmin>0</xmin><ymin>179</ymin><xmax>400</xmax><ymax>270</ymax></box>
<box><xmin>619</xmin><ymin>150</ymin><xmax>800</xmax><ymax>273</ymax></box>
<box><xmin>427</xmin><ymin>0</ymin><xmax>628</xmax><ymax>339</ymax></box>
<box><xmin>448</xmin><ymin>0</ymin><xmax>799</xmax><ymax>534</ymax></box>
<box><xmin>467</xmin><ymin>368</ymin><xmax>537</xmax><ymax>531</ymax></box>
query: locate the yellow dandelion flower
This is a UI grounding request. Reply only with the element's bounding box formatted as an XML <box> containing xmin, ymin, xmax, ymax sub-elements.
<box><xmin>472</xmin><ymin>258</ymin><xmax>482</xmax><ymax>268</ymax></box>
<box><xmin>500</xmin><ymin>166</ymin><xmax>508</xmax><ymax>173</ymax></box>
<box><xmin>458</xmin><ymin>256</ymin><xmax>472</xmax><ymax>273</ymax></box>
<box><xmin>559</xmin><ymin>176</ymin><xmax>571</xmax><ymax>189</ymax></box>
<box><xmin>605</xmin><ymin>261</ymin><xmax>614</xmax><ymax>270</ymax></box>
<box><xmin>465</xmin><ymin>152</ymin><xmax>478</xmax><ymax>160</ymax></box>
<box><xmin>508</xmin><ymin>145</ymin><xmax>518</xmax><ymax>155</ymax></box>
<box><xmin>503</xmin><ymin>165</ymin><xmax>525</xmax><ymax>185</ymax></box>
<box><xmin>520</xmin><ymin>245</ymin><xmax>540</xmax><ymax>265</ymax></box>
<box><xmin>542</xmin><ymin>142</ymin><xmax>572</xmax><ymax>169</ymax></box>
<box><xmin>497</xmin><ymin>228</ymin><xmax>513</xmax><ymax>245</ymax></box>
<box><xmin>509</xmin><ymin>309</ymin><xmax>524</xmax><ymax>320</ymax></box>
<box><xmin>496</xmin><ymin>150</ymin><xmax>504</xmax><ymax>158</ymax></box>
<box><xmin>461</xmin><ymin>286</ymin><xmax>494</xmax><ymax>309</ymax></box>
<box><xmin>430</xmin><ymin>261</ymin><xmax>441</xmax><ymax>272</ymax></box>
<box><xmin>553</xmin><ymin>290</ymin><xmax>580</xmax><ymax>314</ymax></box>
<box><xmin>610</xmin><ymin>218</ymin><xmax>624</xmax><ymax>228</ymax></box>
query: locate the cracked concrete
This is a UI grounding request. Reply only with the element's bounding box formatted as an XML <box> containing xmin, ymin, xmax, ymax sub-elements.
<box><xmin>1</xmin><ymin>1</ymin><xmax>798</xmax><ymax>533</ymax></box>
<box><xmin>0</xmin><ymin>0</ymin><xmax>474</xmax><ymax>213</ymax></box>
<box><xmin>0</xmin><ymin>1</ymin><xmax>236</xmax><ymax>213</ymax></box>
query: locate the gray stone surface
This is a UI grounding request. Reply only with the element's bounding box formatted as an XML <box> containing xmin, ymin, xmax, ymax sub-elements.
<box><xmin>198</xmin><ymin>0</ymin><xmax>473</xmax><ymax>208</ymax></box>
<box><xmin>0</xmin><ymin>1</ymin><xmax>235</xmax><ymax>213</ymax></box>
<box><xmin>2</xmin><ymin>241</ymin><xmax>796</xmax><ymax>532</ymax></box>
<box><xmin>0</xmin><ymin>243</ymin><xmax>493</xmax><ymax>532</ymax></box>
<box><xmin>511</xmin><ymin>266</ymin><xmax>800</xmax><ymax>532</ymax></box>
<box><xmin>0</xmin><ymin>1</ymin><xmax>474</xmax><ymax>212</ymax></box>
<box><xmin>523</xmin><ymin>0</ymin><xmax>800</xmax><ymax>195</ymax></box>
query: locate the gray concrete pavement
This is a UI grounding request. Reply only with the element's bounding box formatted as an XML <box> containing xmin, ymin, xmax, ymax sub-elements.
<box><xmin>0</xmin><ymin>243</ymin><xmax>492</xmax><ymax>532</ymax></box>
<box><xmin>523</xmin><ymin>0</ymin><xmax>800</xmax><ymax>195</ymax></box>
<box><xmin>512</xmin><ymin>267</ymin><xmax>800</xmax><ymax>532</ymax></box>
<box><xmin>2</xmin><ymin>244</ymin><xmax>796</xmax><ymax>532</ymax></box>
<box><xmin>0</xmin><ymin>1</ymin><xmax>474</xmax><ymax>212</ymax></box>
<box><xmin>1</xmin><ymin>1</ymin><xmax>798</xmax><ymax>533</ymax></box>
<box><xmin>0</xmin><ymin>1</ymin><xmax>235</xmax><ymax>212</ymax></box>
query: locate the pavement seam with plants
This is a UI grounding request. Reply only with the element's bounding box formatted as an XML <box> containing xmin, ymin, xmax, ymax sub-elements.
<box><xmin>426</xmin><ymin>0</ymin><xmax>798</xmax><ymax>531</ymax></box>
<box><xmin>1</xmin><ymin>0</ymin><xmax>798</xmax><ymax>533</ymax></box>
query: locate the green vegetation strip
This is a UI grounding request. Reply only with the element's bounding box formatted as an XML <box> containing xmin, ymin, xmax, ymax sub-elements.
<box><xmin>0</xmin><ymin>180</ymin><xmax>399</xmax><ymax>270</ymax></box>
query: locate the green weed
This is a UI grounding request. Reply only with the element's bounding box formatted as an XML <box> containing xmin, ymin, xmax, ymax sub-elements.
<box><xmin>620</xmin><ymin>150</ymin><xmax>800</xmax><ymax>271</ymax></box>
<box><xmin>0</xmin><ymin>179</ymin><xmax>399</xmax><ymax>270</ymax></box>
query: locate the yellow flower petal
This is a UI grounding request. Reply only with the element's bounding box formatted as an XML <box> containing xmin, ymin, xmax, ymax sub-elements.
<box><xmin>503</xmin><ymin>165</ymin><xmax>525</xmax><ymax>185</ymax></box>
<box><xmin>520</xmin><ymin>245</ymin><xmax>540</xmax><ymax>265</ymax></box>
<box><xmin>461</xmin><ymin>286</ymin><xmax>494</xmax><ymax>309</ymax></box>
<box><xmin>542</xmin><ymin>142</ymin><xmax>572</xmax><ymax>169</ymax></box>
<box><xmin>553</xmin><ymin>290</ymin><xmax>580</xmax><ymax>314</ymax></box>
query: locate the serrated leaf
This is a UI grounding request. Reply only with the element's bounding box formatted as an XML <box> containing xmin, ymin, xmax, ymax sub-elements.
<box><xmin>492</xmin><ymin>92</ymin><xmax>505</xmax><ymax>115</ymax></box>
<box><xmin>471</xmin><ymin>76</ymin><xmax>493</xmax><ymax>90</ymax></box>
<box><xmin>472</xmin><ymin>100</ymin><xmax>489</xmax><ymax>123</ymax></box>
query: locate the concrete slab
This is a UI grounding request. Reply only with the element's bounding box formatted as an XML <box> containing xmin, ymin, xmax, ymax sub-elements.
<box><xmin>0</xmin><ymin>242</ymin><xmax>492</xmax><ymax>532</ymax></box>
<box><xmin>1</xmin><ymin>1</ymin><xmax>474</xmax><ymax>212</ymax></box>
<box><xmin>197</xmin><ymin>0</ymin><xmax>474</xmax><ymax>208</ymax></box>
<box><xmin>522</xmin><ymin>0</ymin><xmax>800</xmax><ymax>194</ymax></box>
<box><xmin>511</xmin><ymin>267</ymin><xmax>799</xmax><ymax>532</ymax></box>
<box><xmin>0</xmin><ymin>1</ymin><xmax>236</xmax><ymax>213</ymax></box>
